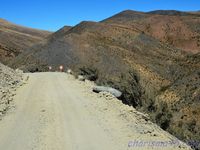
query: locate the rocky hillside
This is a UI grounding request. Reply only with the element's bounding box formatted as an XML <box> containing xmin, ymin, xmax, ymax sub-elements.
<box><xmin>10</xmin><ymin>10</ymin><xmax>200</xmax><ymax>149</ymax></box>
<box><xmin>103</xmin><ymin>10</ymin><xmax>200</xmax><ymax>54</ymax></box>
<box><xmin>0</xmin><ymin>19</ymin><xmax>52</xmax><ymax>63</ymax></box>
<box><xmin>0</xmin><ymin>62</ymin><xmax>24</xmax><ymax>117</ymax></box>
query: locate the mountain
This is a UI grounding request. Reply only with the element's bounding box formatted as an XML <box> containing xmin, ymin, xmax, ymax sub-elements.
<box><xmin>148</xmin><ymin>10</ymin><xmax>200</xmax><ymax>16</ymax></box>
<box><xmin>10</xmin><ymin>10</ymin><xmax>200</xmax><ymax>149</ymax></box>
<box><xmin>0</xmin><ymin>19</ymin><xmax>52</xmax><ymax>63</ymax></box>
<box><xmin>103</xmin><ymin>10</ymin><xmax>200</xmax><ymax>54</ymax></box>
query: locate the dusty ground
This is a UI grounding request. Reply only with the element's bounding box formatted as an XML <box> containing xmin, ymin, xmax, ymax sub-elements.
<box><xmin>0</xmin><ymin>72</ymin><xmax>192</xmax><ymax>150</ymax></box>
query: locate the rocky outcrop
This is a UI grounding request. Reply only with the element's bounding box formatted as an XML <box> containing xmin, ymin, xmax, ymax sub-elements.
<box><xmin>0</xmin><ymin>63</ymin><xmax>24</xmax><ymax>116</ymax></box>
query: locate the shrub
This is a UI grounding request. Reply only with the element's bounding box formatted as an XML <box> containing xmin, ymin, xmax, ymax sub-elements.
<box><xmin>114</xmin><ymin>70</ymin><xmax>143</xmax><ymax>107</ymax></box>
<box><xmin>78</xmin><ymin>66</ymin><xmax>98</xmax><ymax>81</ymax></box>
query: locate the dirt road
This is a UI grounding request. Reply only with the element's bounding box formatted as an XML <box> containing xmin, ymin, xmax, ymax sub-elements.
<box><xmin>0</xmin><ymin>73</ymin><xmax>192</xmax><ymax>150</ymax></box>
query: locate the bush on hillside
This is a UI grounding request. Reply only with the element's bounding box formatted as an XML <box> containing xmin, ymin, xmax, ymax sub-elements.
<box><xmin>78</xmin><ymin>66</ymin><xmax>98</xmax><ymax>81</ymax></box>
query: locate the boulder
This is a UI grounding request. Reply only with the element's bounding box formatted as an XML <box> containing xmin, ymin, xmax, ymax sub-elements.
<box><xmin>93</xmin><ymin>86</ymin><xmax>122</xmax><ymax>98</ymax></box>
<box><xmin>78</xmin><ymin>75</ymin><xmax>85</xmax><ymax>81</ymax></box>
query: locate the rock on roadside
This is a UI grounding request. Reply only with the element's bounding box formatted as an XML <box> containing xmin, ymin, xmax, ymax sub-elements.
<box><xmin>93</xmin><ymin>86</ymin><xmax>122</xmax><ymax>98</ymax></box>
<box><xmin>78</xmin><ymin>75</ymin><xmax>85</xmax><ymax>81</ymax></box>
<box><xmin>0</xmin><ymin>63</ymin><xmax>25</xmax><ymax>116</ymax></box>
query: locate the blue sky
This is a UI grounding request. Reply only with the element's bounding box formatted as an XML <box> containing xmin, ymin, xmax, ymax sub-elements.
<box><xmin>0</xmin><ymin>0</ymin><xmax>200</xmax><ymax>31</ymax></box>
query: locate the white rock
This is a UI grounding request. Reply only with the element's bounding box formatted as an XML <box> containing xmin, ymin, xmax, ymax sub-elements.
<box><xmin>78</xmin><ymin>75</ymin><xmax>85</xmax><ymax>81</ymax></box>
<box><xmin>93</xmin><ymin>86</ymin><xmax>122</xmax><ymax>98</ymax></box>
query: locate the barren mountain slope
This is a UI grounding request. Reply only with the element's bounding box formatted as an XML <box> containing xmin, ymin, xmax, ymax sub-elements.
<box><xmin>103</xmin><ymin>10</ymin><xmax>200</xmax><ymax>53</ymax></box>
<box><xmin>10</xmin><ymin>17</ymin><xmax>200</xmax><ymax>149</ymax></box>
<box><xmin>0</xmin><ymin>19</ymin><xmax>52</xmax><ymax>63</ymax></box>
